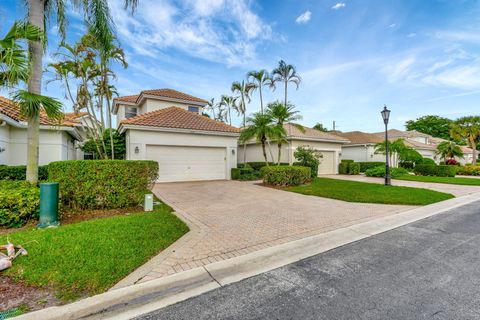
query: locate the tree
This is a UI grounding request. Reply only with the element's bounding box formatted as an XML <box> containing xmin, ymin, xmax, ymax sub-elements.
<box><xmin>436</xmin><ymin>141</ymin><xmax>463</xmax><ymax>162</ymax></box>
<box><xmin>232</xmin><ymin>80</ymin><xmax>255</xmax><ymax>164</ymax></box>
<box><xmin>24</xmin><ymin>0</ymin><xmax>138</xmax><ymax>183</ymax></box>
<box><xmin>81</xmin><ymin>129</ymin><xmax>126</xmax><ymax>159</ymax></box>
<box><xmin>450</xmin><ymin>116</ymin><xmax>480</xmax><ymax>165</ymax></box>
<box><xmin>206</xmin><ymin>98</ymin><xmax>217</xmax><ymax>120</ymax></box>
<box><xmin>239</xmin><ymin>113</ymin><xmax>285</xmax><ymax>165</ymax></box>
<box><xmin>294</xmin><ymin>146</ymin><xmax>323</xmax><ymax>178</ymax></box>
<box><xmin>247</xmin><ymin>69</ymin><xmax>272</xmax><ymax>114</ymax></box>
<box><xmin>266</xmin><ymin>102</ymin><xmax>303</xmax><ymax>164</ymax></box>
<box><xmin>219</xmin><ymin>95</ymin><xmax>237</xmax><ymax>125</ymax></box>
<box><xmin>405</xmin><ymin>115</ymin><xmax>453</xmax><ymax>140</ymax></box>
<box><xmin>374</xmin><ymin>139</ymin><xmax>412</xmax><ymax>168</ymax></box>
<box><xmin>271</xmin><ymin>60</ymin><xmax>301</xmax><ymax>107</ymax></box>
<box><xmin>313</xmin><ymin>123</ymin><xmax>328</xmax><ymax>132</ymax></box>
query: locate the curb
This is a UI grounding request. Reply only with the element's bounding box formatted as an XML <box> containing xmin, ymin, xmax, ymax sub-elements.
<box><xmin>14</xmin><ymin>192</ymin><xmax>480</xmax><ymax>320</ymax></box>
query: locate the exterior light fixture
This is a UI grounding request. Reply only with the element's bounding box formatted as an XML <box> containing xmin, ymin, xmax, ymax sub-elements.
<box><xmin>134</xmin><ymin>146</ymin><xmax>140</xmax><ymax>154</ymax></box>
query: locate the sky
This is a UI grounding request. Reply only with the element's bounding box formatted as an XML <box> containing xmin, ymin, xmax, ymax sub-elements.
<box><xmin>1</xmin><ymin>0</ymin><xmax>480</xmax><ymax>132</ymax></box>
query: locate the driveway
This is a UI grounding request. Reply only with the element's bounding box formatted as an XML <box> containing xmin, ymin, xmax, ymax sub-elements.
<box><xmin>125</xmin><ymin>180</ymin><xmax>413</xmax><ymax>285</ymax></box>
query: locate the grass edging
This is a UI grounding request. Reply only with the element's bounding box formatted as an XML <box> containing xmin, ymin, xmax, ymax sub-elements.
<box><xmin>396</xmin><ymin>175</ymin><xmax>480</xmax><ymax>186</ymax></box>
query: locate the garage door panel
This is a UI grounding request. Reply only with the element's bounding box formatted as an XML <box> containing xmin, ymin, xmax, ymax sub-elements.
<box><xmin>318</xmin><ymin>151</ymin><xmax>336</xmax><ymax>175</ymax></box>
<box><xmin>146</xmin><ymin>145</ymin><xmax>226</xmax><ymax>182</ymax></box>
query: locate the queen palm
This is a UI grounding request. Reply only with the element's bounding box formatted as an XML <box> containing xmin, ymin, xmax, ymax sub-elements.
<box><xmin>271</xmin><ymin>60</ymin><xmax>301</xmax><ymax>107</ymax></box>
<box><xmin>24</xmin><ymin>0</ymin><xmax>138</xmax><ymax>182</ymax></box>
<box><xmin>436</xmin><ymin>141</ymin><xmax>463</xmax><ymax>162</ymax></box>
<box><xmin>450</xmin><ymin>116</ymin><xmax>480</xmax><ymax>165</ymax></box>
<box><xmin>247</xmin><ymin>69</ymin><xmax>271</xmax><ymax>114</ymax></box>
<box><xmin>239</xmin><ymin>113</ymin><xmax>285</xmax><ymax>165</ymax></box>
<box><xmin>266</xmin><ymin>102</ymin><xmax>303</xmax><ymax>165</ymax></box>
<box><xmin>220</xmin><ymin>95</ymin><xmax>237</xmax><ymax>125</ymax></box>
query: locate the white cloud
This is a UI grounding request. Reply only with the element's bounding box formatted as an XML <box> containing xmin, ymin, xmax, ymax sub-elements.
<box><xmin>423</xmin><ymin>59</ymin><xmax>480</xmax><ymax>90</ymax></box>
<box><xmin>407</xmin><ymin>33</ymin><xmax>416</xmax><ymax>38</ymax></box>
<box><xmin>295</xmin><ymin>11</ymin><xmax>312</xmax><ymax>24</ymax></box>
<box><xmin>389</xmin><ymin>23</ymin><xmax>396</xmax><ymax>28</ymax></box>
<box><xmin>331</xmin><ymin>3</ymin><xmax>346</xmax><ymax>10</ymax></box>
<box><xmin>382</xmin><ymin>56</ymin><xmax>416</xmax><ymax>82</ymax></box>
<box><xmin>109</xmin><ymin>0</ymin><xmax>273</xmax><ymax>66</ymax></box>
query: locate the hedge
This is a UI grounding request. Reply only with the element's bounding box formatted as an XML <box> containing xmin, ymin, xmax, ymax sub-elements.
<box><xmin>238</xmin><ymin>162</ymin><xmax>289</xmax><ymax>171</ymax></box>
<box><xmin>0</xmin><ymin>181</ymin><xmax>39</xmax><ymax>227</ymax></box>
<box><xmin>338</xmin><ymin>161</ymin><xmax>360</xmax><ymax>175</ymax></box>
<box><xmin>231</xmin><ymin>168</ymin><xmax>241</xmax><ymax>180</ymax></box>
<box><xmin>356</xmin><ymin>162</ymin><xmax>385</xmax><ymax>172</ymax></box>
<box><xmin>338</xmin><ymin>162</ymin><xmax>349</xmax><ymax>175</ymax></box>
<box><xmin>260</xmin><ymin>166</ymin><xmax>311</xmax><ymax>187</ymax></box>
<box><xmin>413</xmin><ymin>164</ymin><xmax>456</xmax><ymax>177</ymax></box>
<box><xmin>348</xmin><ymin>162</ymin><xmax>360</xmax><ymax>175</ymax></box>
<box><xmin>0</xmin><ymin>165</ymin><xmax>49</xmax><ymax>181</ymax></box>
<box><xmin>365</xmin><ymin>166</ymin><xmax>409</xmax><ymax>178</ymax></box>
<box><xmin>48</xmin><ymin>160</ymin><xmax>159</xmax><ymax>210</ymax></box>
<box><xmin>456</xmin><ymin>165</ymin><xmax>480</xmax><ymax>176</ymax></box>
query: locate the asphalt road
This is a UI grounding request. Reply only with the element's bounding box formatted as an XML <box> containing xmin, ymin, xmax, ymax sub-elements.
<box><xmin>136</xmin><ymin>201</ymin><xmax>480</xmax><ymax>320</ymax></box>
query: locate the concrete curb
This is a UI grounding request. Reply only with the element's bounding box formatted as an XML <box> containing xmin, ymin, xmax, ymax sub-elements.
<box><xmin>14</xmin><ymin>192</ymin><xmax>480</xmax><ymax>320</ymax></box>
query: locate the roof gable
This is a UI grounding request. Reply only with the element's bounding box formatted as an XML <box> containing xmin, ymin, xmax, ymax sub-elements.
<box><xmin>284</xmin><ymin>123</ymin><xmax>349</xmax><ymax>142</ymax></box>
<box><xmin>114</xmin><ymin>89</ymin><xmax>208</xmax><ymax>105</ymax></box>
<box><xmin>333</xmin><ymin>131</ymin><xmax>383</xmax><ymax>144</ymax></box>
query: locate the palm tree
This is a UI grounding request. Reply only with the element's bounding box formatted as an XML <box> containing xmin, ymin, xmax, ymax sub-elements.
<box><xmin>247</xmin><ymin>69</ymin><xmax>272</xmax><ymax>114</ymax></box>
<box><xmin>232</xmin><ymin>80</ymin><xmax>255</xmax><ymax>164</ymax></box>
<box><xmin>436</xmin><ymin>141</ymin><xmax>463</xmax><ymax>162</ymax></box>
<box><xmin>374</xmin><ymin>139</ymin><xmax>409</xmax><ymax>168</ymax></box>
<box><xmin>266</xmin><ymin>102</ymin><xmax>304</xmax><ymax>164</ymax></box>
<box><xmin>24</xmin><ymin>0</ymin><xmax>138</xmax><ymax>183</ymax></box>
<box><xmin>450</xmin><ymin>116</ymin><xmax>480</xmax><ymax>165</ymax></box>
<box><xmin>313</xmin><ymin>123</ymin><xmax>328</xmax><ymax>132</ymax></box>
<box><xmin>271</xmin><ymin>60</ymin><xmax>301</xmax><ymax>107</ymax></box>
<box><xmin>206</xmin><ymin>98</ymin><xmax>217</xmax><ymax>120</ymax></box>
<box><xmin>220</xmin><ymin>95</ymin><xmax>237</xmax><ymax>125</ymax></box>
<box><xmin>239</xmin><ymin>112</ymin><xmax>285</xmax><ymax>165</ymax></box>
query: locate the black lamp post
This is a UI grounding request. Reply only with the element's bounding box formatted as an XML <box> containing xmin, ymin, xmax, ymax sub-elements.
<box><xmin>381</xmin><ymin>105</ymin><xmax>391</xmax><ymax>186</ymax></box>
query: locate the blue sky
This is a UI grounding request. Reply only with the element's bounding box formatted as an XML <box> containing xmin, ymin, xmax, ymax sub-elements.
<box><xmin>2</xmin><ymin>0</ymin><xmax>480</xmax><ymax>132</ymax></box>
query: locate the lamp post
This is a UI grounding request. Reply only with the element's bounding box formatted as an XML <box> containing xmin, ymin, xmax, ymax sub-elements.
<box><xmin>381</xmin><ymin>105</ymin><xmax>391</xmax><ymax>186</ymax></box>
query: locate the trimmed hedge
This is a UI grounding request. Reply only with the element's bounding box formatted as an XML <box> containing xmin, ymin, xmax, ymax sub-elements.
<box><xmin>239</xmin><ymin>162</ymin><xmax>289</xmax><ymax>171</ymax></box>
<box><xmin>338</xmin><ymin>161</ymin><xmax>360</xmax><ymax>175</ymax></box>
<box><xmin>48</xmin><ymin>160</ymin><xmax>159</xmax><ymax>210</ymax></box>
<box><xmin>356</xmin><ymin>162</ymin><xmax>385</xmax><ymax>172</ymax></box>
<box><xmin>413</xmin><ymin>164</ymin><xmax>456</xmax><ymax>177</ymax></box>
<box><xmin>0</xmin><ymin>181</ymin><xmax>39</xmax><ymax>227</ymax></box>
<box><xmin>231</xmin><ymin>168</ymin><xmax>241</xmax><ymax>180</ymax></box>
<box><xmin>365</xmin><ymin>166</ymin><xmax>409</xmax><ymax>179</ymax></box>
<box><xmin>348</xmin><ymin>162</ymin><xmax>360</xmax><ymax>175</ymax></box>
<box><xmin>339</xmin><ymin>162</ymin><xmax>349</xmax><ymax>175</ymax></box>
<box><xmin>0</xmin><ymin>165</ymin><xmax>49</xmax><ymax>181</ymax></box>
<box><xmin>260</xmin><ymin>166</ymin><xmax>311</xmax><ymax>187</ymax></box>
<box><xmin>456</xmin><ymin>165</ymin><xmax>480</xmax><ymax>176</ymax></box>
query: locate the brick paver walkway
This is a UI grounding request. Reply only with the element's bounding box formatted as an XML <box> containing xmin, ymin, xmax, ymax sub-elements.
<box><xmin>129</xmin><ymin>180</ymin><xmax>414</xmax><ymax>285</ymax></box>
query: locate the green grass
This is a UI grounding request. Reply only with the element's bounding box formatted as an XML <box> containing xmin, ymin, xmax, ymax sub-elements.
<box><xmin>396</xmin><ymin>175</ymin><xmax>480</xmax><ymax>186</ymax></box>
<box><xmin>0</xmin><ymin>205</ymin><xmax>188</xmax><ymax>300</ymax></box>
<box><xmin>286</xmin><ymin>178</ymin><xmax>454</xmax><ymax>205</ymax></box>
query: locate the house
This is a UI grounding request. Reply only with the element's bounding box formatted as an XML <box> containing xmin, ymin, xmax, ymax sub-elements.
<box><xmin>333</xmin><ymin>131</ymin><xmax>385</xmax><ymax>163</ymax></box>
<box><xmin>0</xmin><ymin>96</ymin><xmax>84</xmax><ymax>166</ymax></box>
<box><xmin>238</xmin><ymin>123</ymin><xmax>349</xmax><ymax>175</ymax></box>
<box><xmin>114</xmin><ymin>89</ymin><xmax>239</xmax><ymax>183</ymax></box>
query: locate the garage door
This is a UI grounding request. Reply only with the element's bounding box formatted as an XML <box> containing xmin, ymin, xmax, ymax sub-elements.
<box><xmin>317</xmin><ymin>151</ymin><xmax>336</xmax><ymax>175</ymax></box>
<box><xmin>146</xmin><ymin>145</ymin><xmax>226</xmax><ymax>182</ymax></box>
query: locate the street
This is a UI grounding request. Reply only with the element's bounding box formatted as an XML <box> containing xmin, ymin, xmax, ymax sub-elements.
<box><xmin>136</xmin><ymin>200</ymin><xmax>480</xmax><ymax>320</ymax></box>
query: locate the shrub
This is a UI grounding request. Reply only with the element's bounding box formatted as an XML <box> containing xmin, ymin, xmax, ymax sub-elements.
<box><xmin>365</xmin><ymin>166</ymin><xmax>409</xmax><ymax>179</ymax></box>
<box><xmin>260</xmin><ymin>166</ymin><xmax>311</xmax><ymax>187</ymax></box>
<box><xmin>0</xmin><ymin>181</ymin><xmax>39</xmax><ymax>227</ymax></box>
<box><xmin>348</xmin><ymin>162</ymin><xmax>360</xmax><ymax>175</ymax></box>
<box><xmin>414</xmin><ymin>164</ymin><xmax>456</xmax><ymax>177</ymax></box>
<box><xmin>445</xmin><ymin>159</ymin><xmax>459</xmax><ymax>165</ymax></box>
<box><xmin>231</xmin><ymin>168</ymin><xmax>241</xmax><ymax>180</ymax></box>
<box><xmin>419</xmin><ymin>158</ymin><xmax>436</xmax><ymax>165</ymax></box>
<box><xmin>338</xmin><ymin>162</ymin><xmax>349</xmax><ymax>175</ymax></box>
<box><xmin>456</xmin><ymin>165</ymin><xmax>480</xmax><ymax>176</ymax></box>
<box><xmin>48</xmin><ymin>160</ymin><xmax>158</xmax><ymax>210</ymax></box>
<box><xmin>0</xmin><ymin>165</ymin><xmax>48</xmax><ymax>181</ymax></box>
<box><xmin>356</xmin><ymin>162</ymin><xmax>385</xmax><ymax>172</ymax></box>
<box><xmin>294</xmin><ymin>147</ymin><xmax>322</xmax><ymax>178</ymax></box>
<box><xmin>338</xmin><ymin>161</ymin><xmax>361</xmax><ymax>175</ymax></box>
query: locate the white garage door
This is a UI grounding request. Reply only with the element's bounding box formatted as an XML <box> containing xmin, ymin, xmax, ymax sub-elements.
<box><xmin>317</xmin><ymin>151</ymin><xmax>336</xmax><ymax>175</ymax></box>
<box><xmin>146</xmin><ymin>145</ymin><xmax>226</xmax><ymax>182</ymax></box>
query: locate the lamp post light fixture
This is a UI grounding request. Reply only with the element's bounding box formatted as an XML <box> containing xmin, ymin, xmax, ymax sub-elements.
<box><xmin>381</xmin><ymin>105</ymin><xmax>391</xmax><ymax>186</ymax></box>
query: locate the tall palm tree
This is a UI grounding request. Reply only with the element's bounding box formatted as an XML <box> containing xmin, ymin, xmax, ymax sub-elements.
<box><xmin>220</xmin><ymin>95</ymin><xmax>237</xmax><ymax>125</ymax></box>
<box><xmin>436</xmin><ymin>141</ymin><xmax>463</xmax><ymax>162</ymax></box>
<box><xmin>450</xmin><ymin>116</ymin><xmax>480</xmax><ymax>165</ymax></box>
<box><xmin>239</xmin><ymin>112</ymin><xmax>285</xmax><ymax>165</ymax></box>
<box><xmin>247</xmin><ymin>69</ymin><xmax>272</xmax><ymax>114</ymax></box>
<box><xmin>24</xmin><ymin>0</ymin><xmax>138</xmax><ymax>183</ymax></box>
<box><xmin>271</xmin><ymin>60</ymin><xmax>301</xmax><ymax>107</ymax></box>
<box><xmin>232</xmin><ymin>80</ymin><xmax>255</xmax><ymax>164</ymax></box>
<box><xmin>266</xmin><ymin>102</ymin><xmax>304</xmax><ymax>164</ymax></box>
<box><xmin>206</xmin><ymin>98</ymin><xmax>217</xmax><ymax>120</ymax></box>
<box><xmin>374</xmin><ymin>139</ymin><xmax>409</xmax><ymax>168</ymax></box>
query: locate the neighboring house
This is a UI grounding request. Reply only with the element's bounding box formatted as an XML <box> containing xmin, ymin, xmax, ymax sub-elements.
<box><xmin>333</xmin><ymin>131</ymin><xmax>385</xmax><ymax>163</ymax></box>
<box><xmin>0</xmin><ymin>96</ymin><xmax>84</xmax><ymax>165</ymax></box>
<box><xmin>238</xmin><ymin>123</ymin><xmax>349</xmax><ymax>175</ymax></box>
<box><xmin>114</xmin><ymin>89</ymin><xmax>239</xmax><ymax>183</ymax></box>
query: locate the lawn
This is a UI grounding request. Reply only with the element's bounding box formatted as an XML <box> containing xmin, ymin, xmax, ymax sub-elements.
<box><xmin>0</xmin><ymin>204</ymin><xmax>188</xmax><ymax>300</ymax></box>
<box><xmin>286</xmin><ymin>178</ymin><xmax>454</xmax><ymax>205</ymax></box>
<box><xmin>396</xmin><ymin>175</ymin><xmax>480</xmax><ymax>186</ymax></box>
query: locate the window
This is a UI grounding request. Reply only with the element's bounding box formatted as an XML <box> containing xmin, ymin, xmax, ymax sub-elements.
<box><xmin>125</xmin><ymin>106</ymin><xmax>137</xmax><ymax>119</ymax></box>
<box><xmin>188</xmin><ymin>106</ymin><xmax>199</xmax><ymax>113</ymax></box>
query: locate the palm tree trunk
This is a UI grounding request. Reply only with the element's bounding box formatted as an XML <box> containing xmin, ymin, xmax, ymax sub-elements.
<box><xmin>259</xmin><ymin>85</ymin><xmax>263</xmax><ymax>114</ymax></box>
<box><xmin>470</xmin><ymin>137</ymin><xmax>477</xmax><ymax>165</ymax></box>
<box><xmin>243</xmin><ymin>113</ymin><xmax>247</xmax><ymax>164</ymax></box>
<box><xmin>261</xmin><ymin>136</ymin><xmax>268</xmax><ymax>166</ymax></box>
<box><xmin>26</xmin><ymin>0</ymin><xmax>45</xmax><ymax>184</ymax></box>
<box><xmin>277</xmin><ymin>143</ymin><xmax>282</xmax><ymax>165</ymax></box>
<box><xmin>228</xmin><ymin>106</ymin><xmax>231</xmax><ymax>125</ymax></box>
<box><xmin>284</xmin><ymin>81</ymin><xmax>288</xmax><ymax>106</ymax></box>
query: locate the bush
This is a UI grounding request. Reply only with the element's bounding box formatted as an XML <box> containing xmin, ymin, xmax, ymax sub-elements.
<box><xmin>0</xmin><ymin>165</ymin><xmax>48</xmax><ymax>181</ymax></box>
<box><xmin>348</xmin><ymin>162</ymin><xmax>360</xmax><ymax>175</ymax></box>
<box><xmin>419</xmin><ymin>158</ymin><xmax>436</xmax><ymax>165</ymax></box>
<box><xmin>239</xmin><ymin>162</ymin><xmax>288</xmax><ymax>171</ymax></box>
<box><xmin>414</xmin><ymin>164</ymin><xmax>456</xmax><ymax>177</ymax></box>
<box><xmin>0</xmin><ymin>181</ymin><xmax>39</xmax><ymax>227</ymax></box>
<box><xmin>356</xmin><ymin>162</ymin><xmax>385</xmax><ymax>172</ymax></box>
<box><xmin>260</xmin><ymin>166</ymin><xmax>311</xmax><ymax>187</ymax></box>
<box><xmin>456</xmin><ymin>165</ymin><xmax>480</xmax><ymax>176</ymax></box>
<box><xmin>445</xmin><ymin>159</ymin><xmax>459</xmax><ymax>165</ymax></box>
<box><xmin>338</xmin><ymin>162</ymin><xmax>349</xmax><ymax>175</ymax></box>
<box><xmin>365</xmin><ymin>166</ymin><xmax>409</xmax><ymax>179</ymax></box>
<box><xmin>48</xmin><ymin>160</ymin><xmax>158</xmax><ymax>210</ymax></box>
<box><xmin>231</xmin><ymin>168</ymin><xmax>241</xmax><ymax>180</ymax></box>
<box><xmin>294</xmin><ymin>147</ymin><xmax>322</xmax><ymax>178</ymax></box>
<box><xmin>338</xmin><ymin>161</ymin><xmax>361</xmax><ymax>175</ymax></box>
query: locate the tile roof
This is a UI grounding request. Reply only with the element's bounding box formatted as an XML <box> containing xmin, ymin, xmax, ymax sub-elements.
<box><xmin>0</xmin><ymin>96</ymin><xmax>77</xmax><ymax>126</ymax></box>
<box><xmin>114</xmin><ymin>89</ymin><xmax>208</xmax><ymax>105</ymax></box>
<box><xmin>403</xmin><ymin>139</ymin><xmax>436</xmax><ymax>150</ymax></box>
<box><xmin>372</xmin><ymin>129</ymin><xmax>430</xmax><ymax>139</ymax></box>
<box><xmin>120</xmin><ymin>106</ymin><xmax>240</xmax><ymax>133</ymax></box>
<box><xmin>284</xmin><ymin>123</ymin><xmax>350</xmax><ymax>142</ymax></box>
<box><xmin>333</xmin><ymin>131</ymin><xmax>383</xmax><ymax>145</ymax></box>
<box><xmin>64</xmin><ymin>112</ymin><xmax>88</xmax><ymax>122</ymax></box>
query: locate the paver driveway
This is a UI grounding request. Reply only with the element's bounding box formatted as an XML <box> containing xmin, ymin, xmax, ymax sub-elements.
<box><xmin>121</xmin><ymin>180</ymin><xmax>414</xmax><ymax>285</ymax></box>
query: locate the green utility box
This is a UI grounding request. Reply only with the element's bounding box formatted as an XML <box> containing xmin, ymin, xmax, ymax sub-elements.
<box><xmin>38</xmin><ymin>182</ymin><xmax>60</xmax><ymax>228</ymax></box>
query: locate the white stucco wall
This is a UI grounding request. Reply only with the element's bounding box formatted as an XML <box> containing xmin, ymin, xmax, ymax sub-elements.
<box><xmin>341</xmin><ymin>145</ymin><xmax>385</xmax><ymax>162</ymax></box>
<box><xmin>126</xmin><ymin>129</ymin><xmax>238</xmax><ymax>180</ymax></box>
<box><xmin>0</xmin><ymin>124</ymin><xmax>8</xmax><ymax>165</ymax></box>
<box><xmin>238</xmin><ymin>142</ymin><xmax>290</xmax><ymax>164</ymax></box>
